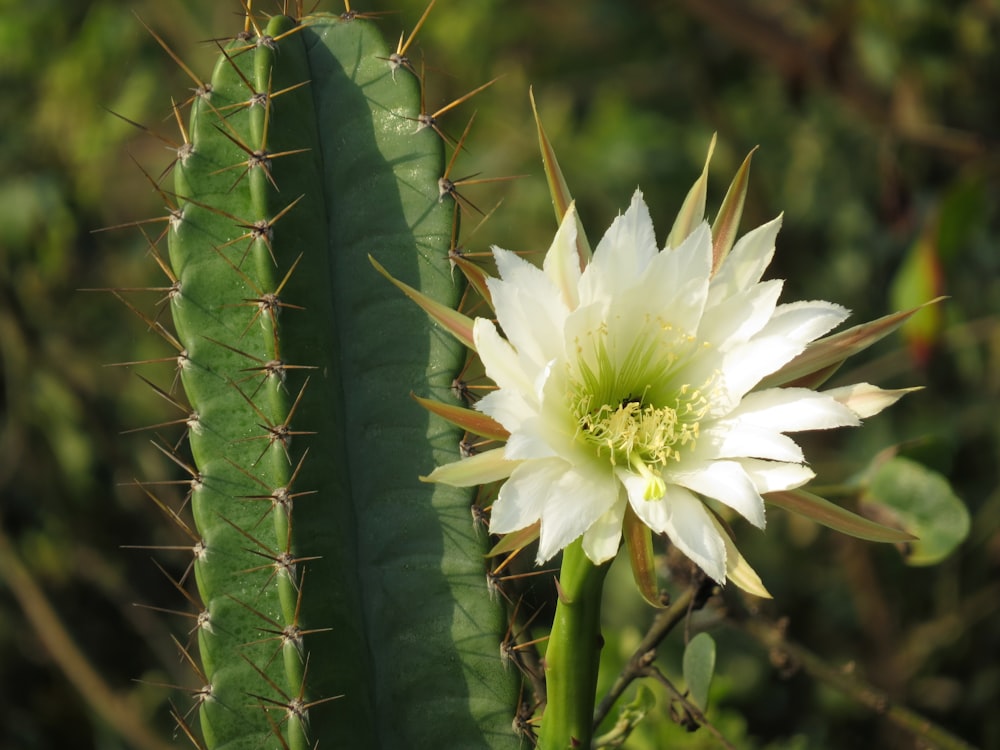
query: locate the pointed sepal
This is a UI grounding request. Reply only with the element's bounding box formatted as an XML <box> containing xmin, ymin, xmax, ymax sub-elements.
<box><xmin>530</xmin><ymin>87</ymin><xmax>592</xmax><ymax>266</ymax></box>
<box><xmin>758</xmin><ymin>298</ymin><xmax>946</xmax><ymax>390</ymax></box>
<box><xmin>421</xmin><ymin>447</ymin><xmax>518</xmax><ymax>486</ymax></box>
<box><xmin>667</xmin><ymin>133</ymin><xmax>716</xmax><ymax>249</ymax></box>
<box><xmin>487</xmin><ymin>522</ymin><xmax>541</xmax><ymax>557</ymax></box>
<box><xmin>707</xmin><ymin>512</ymin><xmax>771</xmax><ymax>598</ymax></box>
<box><xmin>765</xmin><ymin>488</ymin><xmax>918</xmax><ymax>543</ymax></box>
<box><xmin>370</xmin><ymin>255</ymin><xmax>477</xmax><ymax>351</ymax></box>
<box><xmin>624</xmin><ymin>505</ymin><xmax>665</xmax><ymax>608</ymax></box>
<box><xmin>711</xmin><ymin>146</ymin><xmax>757</xmax><ymax>274</ymax></box>
<box><xmin>411</xmin><ymin>393</ymin><xmax>509</xmax><ymax>441</ymax></box>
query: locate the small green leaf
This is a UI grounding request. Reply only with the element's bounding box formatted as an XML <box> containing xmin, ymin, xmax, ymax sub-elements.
<box><xmin>682</xmin><ymin>632</ymin><xmax>716</xmax><ymax>713</ymax></box>
<box><xmin>863</xmin><ymin>456</ymin><xmax>969</xmax><ymax>566</ymax></box>
<box><xmin>592</xmin><ymin>685</ymin><xmax>655</xmax><ymax>749</ymax></box>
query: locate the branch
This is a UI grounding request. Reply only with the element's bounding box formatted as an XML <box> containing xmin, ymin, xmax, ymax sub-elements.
<box><xmin>642</xmin><ymin>663</ymin><xmax>738</xmax><ymax>750</ymax></box>
<box><xmin>740</xmin><ymin>616</ymin><xmax>978</xmax><ymax>750</ymax></box>
<box><xmin>593</xmin><ymin>580</ymin><xmax>704</xmax><ymax>727</ymax></box>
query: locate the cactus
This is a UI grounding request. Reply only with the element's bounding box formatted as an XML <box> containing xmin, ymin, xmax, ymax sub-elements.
<box><xmin>121</xmin><ymin>4</ymin><xmax>518</xmax><ymax>748</ymax></box>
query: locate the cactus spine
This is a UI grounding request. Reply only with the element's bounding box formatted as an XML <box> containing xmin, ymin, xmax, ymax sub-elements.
<box><xmin>129</xmin><ymin>6</ymin><xmax>517</xmax><ymax>748</ymax></box>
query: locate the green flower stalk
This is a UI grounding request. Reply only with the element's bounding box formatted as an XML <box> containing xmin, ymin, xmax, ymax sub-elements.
<box><xmin>535</xmin><ymin>539</ymin><xmax>610</xmax><ymax>749</ymax></box>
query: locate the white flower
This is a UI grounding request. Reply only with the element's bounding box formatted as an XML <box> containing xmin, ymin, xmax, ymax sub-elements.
<box><xmin>428</xmin><ymin>190</ymin><xmax>901</xmax><ymax>587</ymax></box>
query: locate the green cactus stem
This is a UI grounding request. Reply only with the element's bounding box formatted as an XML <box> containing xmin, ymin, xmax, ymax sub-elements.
<box><xmin>128</xmin><ymin>7</ymin><xmax>517</xmax><ymax>748</ymax></box>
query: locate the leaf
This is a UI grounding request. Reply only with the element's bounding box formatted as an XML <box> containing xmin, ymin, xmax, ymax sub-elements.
<box><xmin>766</xmin><ymin>489</ymin><xmax>918</xmax><ymax>543</ymax></box>
<box><xmin>592</xmin><ymin>685</ymin><xmax>655</xmax><ymax>749</ymax></box>
<box><xmin>862</xmin><ymin>457</ymin><xmax>969</xmax><ymax>566</ymax></box>
<box><xmin>682</xmin><ymin>633</ymin><xmax>716</xmax><ymax>713</ymax></box>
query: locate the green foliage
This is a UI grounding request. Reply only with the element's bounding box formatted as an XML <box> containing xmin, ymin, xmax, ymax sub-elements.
<box><xmin>863</xmin><ymin>456</ymin><xmax>970</xmax><ymax>566</ymax></box>
<box><xmin>683</xmin><ymin>633</ymin><xmax>716</xmax><ymax>714</ymax></box>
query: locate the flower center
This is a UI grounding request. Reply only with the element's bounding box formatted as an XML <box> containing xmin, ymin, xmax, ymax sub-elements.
<box><xmin>577</xmin><ymin>387</ymin><xmax>707</xmax><ymax>471</ymax></box>
<box><xmin>566</xmin><ymin>317</ymin><xmax>715</xmax><ymax>499</ymax></box>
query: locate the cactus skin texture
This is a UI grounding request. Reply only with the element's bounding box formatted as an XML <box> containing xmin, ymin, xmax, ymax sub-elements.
<box><xmin>150</xmin><ymin>7</ymin><xmax>517</xmax><ymax>748</ymax></box>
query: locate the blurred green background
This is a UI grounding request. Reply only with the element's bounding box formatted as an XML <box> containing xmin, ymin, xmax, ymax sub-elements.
<box><xmin>0</xmin><ymin>1</ymin><xmax>997</xmax><ymax>748</ymax></box>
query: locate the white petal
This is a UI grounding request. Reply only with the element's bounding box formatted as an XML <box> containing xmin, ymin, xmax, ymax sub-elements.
<box><xmin>706</xmin><ymin>423</ymin><xmax>805</xmax><ymax>463</ymax></box>
<box><xmin>504</xmin><ymin>413</ymin><xmax>558</xmax><ymax>461</ymax></box>
<box><xmin>720</xmin><ymin>301</ymin><xmax>849</xmax><ymax>401</ymax></box>
<box><xmin>489</xmin><ymin>458</ymin><xmax>566</xmax><ymax>534</ymax></box>
<box><xmin>582</xmin><ymin>493</ymin><xmax>627</xmax><ymax>564</ymax></box>
<box><xmin>488</xmin><ymin>249</ymin><xmax>568</xmax><ymax>373</ymax></box>
<box><xmin>579</xmin><ymin>189</ymin><xmax>658</xmax><ymax>303</ymax></box>
<box><xmin>476</xmin><ymin>388</ymin><xmax>535</xmax><ymax>436</ymax></box>
<box><xmin>561</xmin><ymin>298</ymin><xmax>614</xmax><ymax>380</ymax></box>
<box><xmin>424</xmin><ymin>448</ymin><xmax>519</xmax><ymax>486</ymax></box>
<box><xmin>629</xmin><ymin>222</ymin><xmax>712</xmax><ymax>334</ymax></box>
<box><xmin>824</xmin><ymin>383</ymin><xmax>922</xmax><ymax>419</ymax></box>
<box><xmin>763</xmin><ymin>299</ymin><xmax>850</xmax><ymax>345</ymax></box>
<box><xmin>536</xmin><ymin>465</ymin><xmax>620</xmax><ymax>562</ymax></box>
<box><xmin>710</xmin><ymin>215</ymin><xmax>782</xmax><ymax>299</ymax></box>
<box><xmin>671</xmin><ymin>460</ymin><xmax>766</xmax><ymax>529</ymax></box>
<box><xmin>719</xmin><ymin>337</ymin><xmax>809</xmax><ymax>404</ymax></box>
<box><xmin>537</xmin><ymin>358</ymin><xmax>610</xmax><ymax>468</ymax></box>
<box><xmin>729</xmin><ymin>387</ymin><xmax>860</xmax><ymax>432</ymax></box>
<box><xmin>663</xmin><ymin>221</ymin><xmax>713</xmax><ymax>281</ymax></box>
<box><xmin>698</xmin><ymin>278</ymin><xmax>783</xmax><ymax>351</ymax></box>
<box><xmin>542</xmin><ymin>202</ymin><xmax>583</xmax><ymax>310</ymax></box>
<box><xmin>473</xmin><ymin>318</ymin><xmax>535</xmax><ymax>397</ymax></box>
<box><xmin>737</xmin><ymin>458</ymin><xmax>814</xmax><ymax>493</ymax></box>
<box><xmin>630</xmin><ymin>486</ymin><xmax>727</xmax><ymax>584</ymax></box>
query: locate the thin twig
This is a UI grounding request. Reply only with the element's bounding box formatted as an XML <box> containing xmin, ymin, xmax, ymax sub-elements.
<box><xmin>593</xmin><ymin>583</ymin><xmax>696</xmax><ymax>727</ymax></box>
<box><xmin>642</xmin><ymin>663</ymin><xmax>738</xmax><ymax>750</ymax></box>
